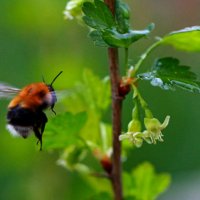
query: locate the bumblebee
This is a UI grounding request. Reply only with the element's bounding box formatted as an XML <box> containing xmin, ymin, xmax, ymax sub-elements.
<box><xmin>2</xmin><ymin>71</ymin><xmax>63</xmax><ymax>150</ymax></box>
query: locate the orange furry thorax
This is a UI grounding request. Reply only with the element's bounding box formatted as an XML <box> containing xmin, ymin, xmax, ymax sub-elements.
<box><xmin>8</xmin><ymin>82</ymin><xmax>50</xmax><ymax>110</ymax></box>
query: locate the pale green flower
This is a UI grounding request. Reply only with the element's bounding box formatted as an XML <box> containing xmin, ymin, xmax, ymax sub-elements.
<box><xmin>119</xmin><ymin>119</ymin><xmax>143</xmax><ymax>147</ymax></box>
<box><xmin>64</xmin><ymin>0</ymin><xmax>85</xmax><ymax>20</ymax></box>
<box><xmin>119</xmin><ymin>116</ymin><xmax>170</xmax><ymax>147</ymax></box>
<box><xmin>119</xmin><ymin>131</ymin><xmax>143</xmax><ymax>148</ymax></box>
<box><xmin>144</xmin><ymin>116</ymin><xmax>170</xmax><ymax>144</ymax></box>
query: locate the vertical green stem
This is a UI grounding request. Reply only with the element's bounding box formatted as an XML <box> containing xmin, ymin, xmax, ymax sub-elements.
<box><xmin>133</xmin><ymin>85</ymin><xmax>153</xmax><ymax>118</ymax></box>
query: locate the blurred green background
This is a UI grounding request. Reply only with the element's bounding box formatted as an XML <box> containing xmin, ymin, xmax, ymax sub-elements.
<box><xmin>0</xmin><ymin>0</ymin><xmax>200</xmax><ymax>199</ymax></box>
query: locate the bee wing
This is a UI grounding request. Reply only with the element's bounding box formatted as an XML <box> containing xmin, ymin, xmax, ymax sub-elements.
<box><xmin>0</xmin><ymin>83</ymin><xmax>20</xmax><ymax>99</ymax></box>
<box><xmin>55</xmin><ymin>89</ymin><xmax>72</xmax><ymax>101</ymax></box>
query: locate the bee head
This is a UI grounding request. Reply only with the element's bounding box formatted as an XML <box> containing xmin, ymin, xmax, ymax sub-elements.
<box><xmin>43</xmin><ymin>71</ymin><xmax>63</xmax><ymax>114</ymax></box>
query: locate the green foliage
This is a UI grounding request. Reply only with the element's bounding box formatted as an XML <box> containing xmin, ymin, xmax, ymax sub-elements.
<box><xmin>89</xmin><ymin>30</ymin><xmax>109</xmax><ymax>47</ymax></box>
<box><xmin>138</xmin><ymin>57</ymin><xmax>200</xmax><ymax>93</ymax></box>
<box><xmin>123</xmin><ymin>162</ymin><xmax>171</xmax><ymax>200</ymax></box>
<box><xmin>82</xmin><ymin>0</ymin><xmax>154</xmax><ymax>48</ymax></box>
<box><xmin>81</xmin><ymin>69</ymin><xmax>111</xmax><ymax>112</ymax></box>
<box><xmin>160</xmin><ymin>26</ymin><xmax>200</xmax><ymax>52</ymax></box>
<box><xmin>64</xmin><ymin>69</ymin><xmax>110</xmax><ymax>113</ymax></box>
<box><xmin>64</xmin><ymin>69</ymin><xmax>112</xmax><ymax>154</ymax></box>
<box><xmin>101</xmin><ymin>24</ymin><xmax>154</xmax><ymax>48</ymax></box>
<box><xmin>44</xmin><ymin>69</ymin><xmax>111</xmax><ymax>174</ymax></box>
<box><xmin>115</xmin><ymin>0</ymin><xmax>130</xmax><ymax>33</ymax></box>
<box><xmin>82</xmin><ymin>0</ymin><xmax>115</xmax><ymax>29</ymax></box>
<box><xmin>133</xmin><ymin>26</ymin><xmax>200</xmax><ymax>75</ymax></box>
<box><xmin>43</xmin><ymin>112</ymin><xmax>87</xmax><ymax>150</ymax></box>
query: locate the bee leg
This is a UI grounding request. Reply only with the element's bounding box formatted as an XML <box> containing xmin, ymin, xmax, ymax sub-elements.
<box><xmin>34</xmin><ymin>112</ymin><xmax>48</xmax><ymax>151</ymax></box>
<box><xmin>34</xmin><ymin>127</ymin><xmax>43</xmax><ymax>151</ymax></box>
<box><xmin>51</xmin><ymin>108</ymin><xmax>56</xmax><ymax>115</ymax></box>
<box><xmin>50</xmin><ymin>104</ymin><xmax>56</xmax><ymax>115</ymax></box>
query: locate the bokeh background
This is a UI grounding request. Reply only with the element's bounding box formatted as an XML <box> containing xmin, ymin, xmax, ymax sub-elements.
<box><xmin>0</xmin><ymin>0</ymin><xmax>200</xmax><ymax>199</ymax></box>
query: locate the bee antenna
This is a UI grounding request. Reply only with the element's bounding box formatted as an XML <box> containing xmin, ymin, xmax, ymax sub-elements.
<box><xmin>50</xmin><ymin>71</ymin><xmax>63</xmax><ymax>86</ymax></box>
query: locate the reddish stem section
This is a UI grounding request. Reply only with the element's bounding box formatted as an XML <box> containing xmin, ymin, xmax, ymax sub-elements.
<box><xmin>108</xmin><ymin>47</ymin><xmax>123</xmax><ymax>200</ymax></box>
<box><xmin>103</xmin><ymin>1</ymin><xmax>123</xmax><ymax>199</ymax></box>
<box><xmin>104</xmin><ymin>0</ymin><xmax>115</xmax><ymax>15</ymax></box>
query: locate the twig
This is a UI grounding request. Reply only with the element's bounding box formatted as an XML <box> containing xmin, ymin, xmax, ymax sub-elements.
<box><xmin>108</xmin><ymin>48</ymin><xmax>123</xmax><ymax>200</ymax></box>
<box><xmin>104</xmin><ymin>0</ymin><xmax>123</xmax><ymax>199</ymax></box>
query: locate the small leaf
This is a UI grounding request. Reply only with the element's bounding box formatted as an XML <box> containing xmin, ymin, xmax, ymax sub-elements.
<box><xmin>160</xmin><ymin>26</ymin><xmax>200</xmax><ymax>52</ymax></box>
<box><xmin>94</xmin><ymin>0</ymin><xmax>115</xmax><ymax>28</ymax></box>
<box><xmin>43</xmin><ymin>112</ymin><xmax>87</xmax><ymax>150</ymax></box>
<box><xmin>82</xmin><ymin>2</ymin><xmax>95</xmax><ymax>16</ymax></box>
<box><xmin>89</xmin><ymin>30</ymin><xmax>109</xmax><ymax>47</ymax></box>
<box><xmin>82</xmin><ymin>2</ymin><xmax>106</xmax><ymax>29</ymax></box>
<box><xmin>82</xmin><ymin>0</ymin><xmax>154</xmax><ymax>48</ymax></box>
<box><xmin>131</xmin><ymin>162</ymin><xmax>171</xmax><ymax>200</ymax></box>
<box><xmin>63</xmin><ymin>69</ymin><xmax>111</xmax><ymax>113</ymax></box>
<box><xmin>82</xmin><ymin>69</ymin><xmax>111</xmax><ymax>112</ymax></box>
<box><xmin>138</xmin><ymin>57</ymin><xmax>200</xmax><ymax>93</ymax></box>
<box><xmin>83</xmin><ymin>16</ymin><xmax>99</xmax><ymax>29</ymax></box>
<box><xmin>82</xmin><ymin>0</ymin><xmax>115</xmax><ymax>29</ymax></box>
<box><xmin>102</xmin><ymin>24</ymin><xmax>154</xmax><ymax>48</ymax></box>
<box><xmin>115</xmin><ymin>0</ymin><xmax>130</xmax><ymax>33</ymax></box>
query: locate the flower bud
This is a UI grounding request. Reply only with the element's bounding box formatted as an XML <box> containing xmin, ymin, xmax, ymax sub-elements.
<box><xmin>128</xmin><ymin>119</ymin><xmax>141</xmax><ymax>132</ymax></box>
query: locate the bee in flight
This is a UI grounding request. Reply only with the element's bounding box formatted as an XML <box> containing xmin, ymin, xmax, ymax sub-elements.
<box><xmin>0</xmin><ymin>71</ymin><xmax>63</xmax><ymax>151</ymax></box>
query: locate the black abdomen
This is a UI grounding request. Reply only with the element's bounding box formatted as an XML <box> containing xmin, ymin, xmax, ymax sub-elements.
<box><xmin>7</xmin><ymin>106</ymin><xmax>36</xmax><ymax>126</ymax></box>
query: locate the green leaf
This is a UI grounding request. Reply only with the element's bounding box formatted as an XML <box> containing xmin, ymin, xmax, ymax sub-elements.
<box><xmin>130</xmin><ymin>162</ymin><xmax>171</xmax><ymax>200</ymax></box>
<box><xmin>160</xmin><ymin>26</ymin><xmax>200</xmax><ymax>52</ymax></box>
<box><xmin>89</xmin><ymin>30</ymin><xmax>109</xmax><ymax>47</ymax></box>
<box><xmin>63</xmin><ymin>69</ymin><xmax>111</xmax><ymax>113</ymax></box>
<box><xmin>138</xmin><ymin>57</ymin><xmax>200</xmax><ymax>93</ymax></box>
<box><xmin>82</xmin><ymin>0</ymin><xmax>115</xmax><ymax>29</ymax></box>
<box><xmin>82</xmin><ymin>69</ymin><xmax>111</xmax><ymax>112</ymax></box>
<box><xmin>43</xmin><ymin>112</ymin><xmax>87</xmax><ymax>150</ymax></box>
<box><xmin>82</xmin><ymin>0</ymin><xmax>154</xmax><ymax>48</ymax></box>
<box><xmin>83</xmin><ymin>15</ymin><xmax>99</xmax><ymax>29</ymax></box>
<box><xmin>115</xmin><ymin>0</ymin><xmax>130</xmax><ymax>33</ymax></box>
<box><xmin>61</xmin><ymin>69</ymin><xmax>111</xmax><ymax>152</ymax></box>
<box><xmin>102</xmin><ymin>24</ymin><xmax>154</xmax><ymax>48</ymax></box>
<box><xmin>94</xmin><ymin>0</ymin><xmax>115</xmax><ymax>27</ymax></box>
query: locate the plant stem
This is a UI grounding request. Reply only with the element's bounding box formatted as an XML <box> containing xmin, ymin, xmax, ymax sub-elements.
<box><xmin>132</xmin><ymin>40</ymin><xmax>161</xmax><ymax>76</ymax></box>
<box><xmin>104</xmin><ymin>0</ymin><xmax>123</xmax><ymax>199</ymax></box>
<box><xmin>108</xmin><ymin>48</ymin><xmax>123</xmax><ymax>200</ymax></box>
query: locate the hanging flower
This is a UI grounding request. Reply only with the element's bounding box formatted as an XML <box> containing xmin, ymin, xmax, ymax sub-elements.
<box><xmin>119</xmin><ymin>119</ymin><xmax>143</xmax><ymax>147</ymax></box>
<box><xmin>119</xmin><ymin>131</ymin><xmax>144</xmax><ymax>148</ymax></box>
<box><xmin>143</xmin><ymin>115</ymin><xmax>170</xmax><ymax>144</ymax></box>
<box><xmin>119</xmin><ymin>116</ymin><xmax>170</xmax><ymax>147</ymax></box>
